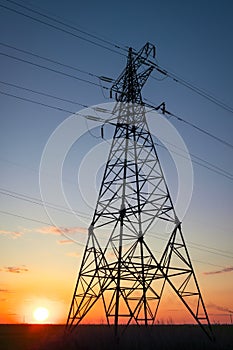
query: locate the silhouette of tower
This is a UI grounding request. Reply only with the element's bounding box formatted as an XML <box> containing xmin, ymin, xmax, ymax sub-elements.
<box><xmin>66</xmin><ymin>43</ymin><xmax>213</xmax><ymax>340</ymax></box>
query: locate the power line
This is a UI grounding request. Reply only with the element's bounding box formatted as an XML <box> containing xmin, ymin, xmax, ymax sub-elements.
<box><xmin>147</xmin><ymin>232</ymin><xmax>233</xmax><ymax>259</ymax></box>
<box><xmin>1</xmin><ymin>47</ymin><xmax>231</xmax><ymax>151</ymax></box>
<box><xmin>0</xmin><ymin>89</ymin><xmax>118</xmax><ymax>125</ymax></box>
<box><xmin>0</xmin><ymin>89</ymin><xmax>111</xmax><ymax>123</ymax></box>
<box><xmin>1</xmin><ymin>189</ymin><xmax>233</xmax><ymax>258</ymax></box>
<box><xmin>0</xmin><ymin>51</ymin><xmax>108</xmax><ymax>89</ymax></box>
<box><xmin>5</xmin><ymin>0</ymin><xmax>128</xmax><ymax>53</ymax></box>
<box><xmin>145</xmin><ymin>99</ymin><xmax>233</xmax><ymax>150</ymax></box>
<box><xmin>151</xmin><ymin>65</ymin><xmax>233</xmax><ymax>114</ymax></box>
<box><xmin>1</xmin><ymin>208</ymin><xmax>232</xmax><ymax>265</ymax></box>
<box><xmin>0</xmin><ymin>42</ymin><xmax>101</xmax><ymax>79</ymax></box>
<box><xmin>1</xmin><ymin>187</ymin><xmax>233</xmax><ymax>258</ymax></box>
<box><xmin>0</xmin><ymin>188</ymin><xmax>89</xmax><ymax>218</ymax></box>
<box><xmin>155</xmin><ymin>132</ymin><xmax>233</xmax><ymax>178</ymax></box>
<box><xmin>0</xmin><ymin>2</ymin><xmax>126</xmax><ymax>57</ymax></box>
<box><xmin>0</xmin><ymin>89</ymin><xmax>81</xmax><ymax>114</ymax></box>
<box><xmin>1</xmin><ymin>44</ymin><xmax>231</xmax><ymax>152</ymax></box>
<box><xmin>2</xmin><ymin>0</ymin><xmax>233</xmax><ymax>117</ymax></box>
<box><xmin>1</xmin><ymin>46</ymin><xmax>231</xmax><ymax>151</ymax></box>
<box><xmin>0</xmin><ymin>209</ymin><xmax>52</xmax><ymax>226</ymax></box>
<box><xmin>6</xmin><ymin>0</ymin><xmax>232</xmax><ymax>118</ymax></box>
<box><xmin>153</xmin><ymin>135</ymin><xmax>233</xmax><ymax>179</ymax></box>
<box><xmin>1</xmin><ymin>89</ymin><xmax>232</xmax><ymax>181</ymax></box>
<box><xmin>1</xmin><ymin>45</ymin><xmax>231</xmax><ymax>151</ymax></box>
<box><xmin>167</xmin><ymin>109</ymin><xmax>233</xmax><ymax>149</ymax></box>
<box><xmin>0</xmin><ymin>80</ymin><xmax>89</xmax><ymax>108</ymax></box>
<box><xmin>154</xmin><ymin>140</ymin><xmax>233</xmax><ymax>181</ymax></box>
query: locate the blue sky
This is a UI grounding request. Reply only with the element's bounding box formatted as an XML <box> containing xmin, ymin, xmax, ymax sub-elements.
<box><xmin>0</xmin><ymin>0</ymin><xmax>233</xmax><ymax>324</ymax></box>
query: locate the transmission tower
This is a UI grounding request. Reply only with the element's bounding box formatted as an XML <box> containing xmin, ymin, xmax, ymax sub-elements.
<box><xmin>66</xmin><ymin>43</ymin><xmax>213</xmax><ymax>340</ymax></box>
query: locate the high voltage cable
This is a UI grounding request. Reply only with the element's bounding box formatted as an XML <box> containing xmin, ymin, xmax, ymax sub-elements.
<box><xmin>5</xmin><ymin>0</ymin><xmax>128</xmax><ymax>53</ymax></box>
<box><xmin>146</xmin><ymin>232</ymin><xmax>233</xmax><ymax>259</ymax></box>
<box><xmin>0</xmin><ymin>52</ymin><xmax>108</xmax><ymax>89</ymax></box>
<box><xmin>0</xmin><ymin>80</ymin><xmax>90</xmax><ymax>108</ymax></box>
<box><xmin>151</xmin><ymin>133</ymin><xmax>233</xmax><ymax>179</ymax></box>
<box><xmin>1</xmin><ymin>78</ymin><xmax>232</xmax><ymax>180</ymax></box>
<box><xmin>148</xmin><ymin>232</ymin><xmax>233</xmax><ymax>257</ymax></box>
<box><xmin>0</xmin><ymin>89</ymin><xmax>112</xmax><ymax>124</ymax></box>
<box><xmin>1</xmin><ymin>41</ymin><xmax>231</xmax><ymax>150</ymax></box>
<box><xmin>1</xmin><ymin>89</ymin><xmax>232</xmax><ymax>181</ymax></box>
<box><xmin>167</xmin><ymin>110</ymin><xmax>233</xmax><ymax>149</ymax></box>
<box><xmin>0</xmin><ymin>207</ymin><xmax>232</xmax><ymax>261</ymax></box>
<box><xmin>1</xmin><ymin>187</ymin><xmax>232</xmax><ymax>258</ymax></box>
<box><xmin>155</xmin><ymin>140</ymin><xmax>233</xmax><ymax>181</ymax></box>
<box><xmin>0</xmin><ymin>188</ymin><xmax>89</xmax><ymax>218</ymax></box>
<box><xmin>7</xmin><ymin>0</ymin><xmax>232</xmax><ymax>119</ymax></box>
<box><xmin>151</xmin><ymin>65</ymin><xmax>233</xmax><ymax>114</ymax></box>
<box><xmin>0</xmin><ymin>90</ymin><xmax>84</xmax><ymax>114</ymax></box>
<box><xmin>0</xmin><ymin>209</ymin><xmax>53</xmax><ymax>226</ymax></box>
<box><xmin>145</xmin><ymin>99</ymin><xmax>233</xmax><ymax>150</ymax></box>
<box><xmin>0</xmin><ymin>42</ymin><xmax>101</xmax><ymax>79</ymax></box>
<box><xmin>0</xmin><ymin>2</ymin><xmax>125</xmax><ymax>57</ymax></box>
<box><xmin>0</xmin><ymin>89</ymin><xmax>114</xmax><ymax>125</ymax></box>
<box><xmin>3</xmin><ymin>74</ymin><xmax>232</xmax><ymax>178</ymax></box>
<box><xmin>1</xmin><ymin>46</ymin><xmax>231</xmax><ymax>152</ymax></box>
<box><xmin>1</xmin><ymin>43</ymin><xmax>232</xmax><ymax>150</ymax></box>
<box><xmin>0</xmin><ymin>80</ymin><xmax>118</xmax><ymax>123</ymax></box>
<box><xmin>2</xmin><ymin>0</ymin><xmax>233</xmax><ymax>116</ymax></box>
<box><xmin>168</xmin><ymin>111</ymin><xmax>233</xmax><ymax>149</ymax></box>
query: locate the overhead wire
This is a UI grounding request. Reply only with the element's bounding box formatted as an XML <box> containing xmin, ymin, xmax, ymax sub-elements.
<box><xmin>145</xmin><ymin>98</ymin><xmax>233</xmax><ymax>150</ymax></box>
<box><xmin>0</xmin><ymin>42</ymin><xmax>101</xmax><ymax>79</ymax></box>
<box><xmin>1</xmin><ymin>0</ymin><xmax>232</xmax><ymax>200</ymax></box>
<box><xmin>0</xmin><ymin>80</ymin><xmax>89</xmax><ymax>108</ymax></box>
<box><xmin>2</xmin><ymin>0</ymin><xmax>233</xmax><ymax>117</ymax></box>
<box><xmin>150</xmin><ymin>127</ymin><xmax>233</xmax><ymax>178</ymax></box>
<box><xmin>5</xmin><ymin>0</ymin><xmax>128</xmax><ymax>53</ymax></box>
<box><xmin>154</xmin><ymin>139</ymin><xmax>233</xmax><ymax>181</ymax></box>
<box><xmin>150</xmin><ymin>132</ymin><xmax>233</xmax><ymax>179</ymax></box>
<box><xmin>2</xmin><ymin>79</ymin><xmax>231</xmax><ymax>179</ymax></box>
<box><xmin>151</xmin><ymin>64</ymin><xmax>233</xmax><ymax>114</ymax></box>
<box><xmin>0</xmin><ymin>81</ymin><xmax>119</xmax><ymax>124</ymax></box>
<box><xmin>0</xmin><ymin>2</ymin><xmax>126</xmax><ymax>57</ymax></box>
<box><xmin>0</xmin><ymin>89</ymin><xmax>113</xmax><ymax>126</ymax></box>
<box><xmin>1</xmin><ymin>44</ymin><xmax>231</xmax><ymax>152</ymax></box>
<box><xmin>0</xmin><ymin>188</ymin><xmax>89</xmax><ymax>218</ymax></box>
<box><xmin>2</xmin><ymin>1</ymin><xmax>233</xmax><ymax>123</ymax></box>
<box><xmin>0</xmin><ymin>206</ymin><xmax>232</xmax><ymax>261</ymax></box>
<box><xmin>146</xmin><ymin>232</ymin><xmax>233</xmax><ymax>259</ymax></box>
<box><xmin>0</xmin><ymin>209</ymin><xmax>53</xmax><ymax>226</ymax></box>
<box><xmin>1</xmin><ymin>0</ymin><xmax>232</xmax><ymax>279</ymax></box>
<box><xmin>0</xmin><ymin>89</ymin><xmax>83</xmax><ymax>114</ymax></box>
<box><xmin>1</xmin><ymin>45</ymin><xmax>231</xmax><ymax>153</ymax></box>
<box><xmin>0</xmin><ymin>89</ymin><xmax>116</xmax><ymax>128</ymax></box>
<box><xmin>1</xmin><ymin>186</ymin><xmax>232</xmax><ymax>258</ymax></box>
<box><xmin>1</xmin><ymin>88</ymin><xmax>233</xmax><ymax>181</ymax></box>
<box><xmin>0</xmin><ymin>51</ymin><xmax>108</xmax><ymax>90</ymax></box>
<box><xmin>1</xmin><ymin>43</ymin><xmax>232</xmax><ymax>151</ymax></box>
<box><xmin>167</xmin><ymin>109</ymin><xmax>233</xmax><ymax>149</ymax></box>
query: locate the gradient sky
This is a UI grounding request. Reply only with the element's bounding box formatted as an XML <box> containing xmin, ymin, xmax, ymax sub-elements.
<box><xmin>0</xmin><ymin>0</ymin><xmax>232</xmax><ymax>325</ymax></box>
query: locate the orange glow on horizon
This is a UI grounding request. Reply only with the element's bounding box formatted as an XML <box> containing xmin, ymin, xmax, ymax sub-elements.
<box><xmin>0</xmin><ymin>281</ymin><xmax>232</xmax><ymax>325</ymax></box>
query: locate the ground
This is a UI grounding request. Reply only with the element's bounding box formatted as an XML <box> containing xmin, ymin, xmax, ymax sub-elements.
<box><xmin>0</xmin><ymin>324</ymin><xmax>232</xmax><ymax>350</ymax></box>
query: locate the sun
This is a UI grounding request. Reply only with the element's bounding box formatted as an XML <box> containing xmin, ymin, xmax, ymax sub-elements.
<box><xmin>33</xmin><ymin>307</ymin><xmax>49</xmax><ymax>323</ymax></box>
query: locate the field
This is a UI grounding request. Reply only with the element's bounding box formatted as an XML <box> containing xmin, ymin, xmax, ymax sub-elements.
<box><xmin>0</xmin><ymin>324</ymin><xmax>233</xmax><ymax>350</ymax></box>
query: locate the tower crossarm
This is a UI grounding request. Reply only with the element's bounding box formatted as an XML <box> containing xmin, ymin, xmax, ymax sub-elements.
<box><xmin>110</xmin><ymin>42</ymin><xmax>156</xmax><ymax>103</ymax></box>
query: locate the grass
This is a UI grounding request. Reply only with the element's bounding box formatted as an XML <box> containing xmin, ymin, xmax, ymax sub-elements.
<box><xmin>0</xmin><ymin>324</ymin><xmax>233</xmax><ymax>350</ymax></box>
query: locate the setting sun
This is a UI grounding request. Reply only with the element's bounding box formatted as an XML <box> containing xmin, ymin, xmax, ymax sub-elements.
<box><xmin>33</xmin><ymin>307</ymin><xmax>49</xmax><ymax>323</ymax></box>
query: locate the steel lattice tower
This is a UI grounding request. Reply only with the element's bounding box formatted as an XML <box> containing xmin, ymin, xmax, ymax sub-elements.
<box><xmin>66</xmin><ymin>43</ymin><xmax>213</xmax><ymax>340</ymax></box>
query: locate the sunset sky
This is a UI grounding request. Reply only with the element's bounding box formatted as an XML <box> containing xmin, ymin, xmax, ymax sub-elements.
<box><xmin>0</xmin><ymin>0</ymin><xmax>233</xmax><ymax>325</ymax></box>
